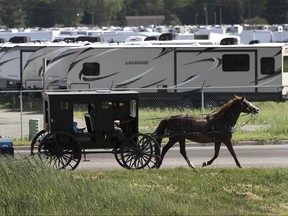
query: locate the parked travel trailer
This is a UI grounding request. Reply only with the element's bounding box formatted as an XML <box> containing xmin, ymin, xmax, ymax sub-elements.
<box><xmin>22</xmin><ymin>42</ymin><xmax>87</xmax><ymax>89</ymax></box>
<box><xmin>44</xmin><ymin>43</ymin><xmax>288</xmax><ymax>105</ymax></box>
<box><xmin>0</xmin><ymin>40</ymin><xmax>88</xmax><ymax>90</ymax></box>
<box><xmin>0</xmin><ymin>43</ymin><xmax>43</xmax><ymax>89</ymax></box>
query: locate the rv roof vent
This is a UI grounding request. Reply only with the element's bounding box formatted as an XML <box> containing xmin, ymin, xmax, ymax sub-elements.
<box><xmin>52</xmin><ymin>38</ymin><xmax>63</xmax><ymax>42</ymax></box>
<box><xmin>249</xmin><ymin>40</ymin><xmax>260</xmax><ymax>44</ymax></box>
<box><xmin>159</xmin><ymin>33</ymin><xmax>176</xmax><ymax>41</ymax></box>
<box><xmin>63</xmin><ymin>37</ymin><xmax>77</xmax><ymax>43</ymax></box>
<box><xmin>76</xmin><ymin>36</ymin><xmax>101</xmax><ymax>43</ymax></box>
<box><xmin>8</xmin><ymin>36</ymin><xmax>31</xmax><ymax>43</ymax></box>
<box><xmin>144</xmin><ymin>36</ymin><xmax>158</xmax><ymax>41</ymax></box>
<box><xmin>220</xmin><ymin>37</ymin><xmax>238</xmax><ymax>45</ymax></box>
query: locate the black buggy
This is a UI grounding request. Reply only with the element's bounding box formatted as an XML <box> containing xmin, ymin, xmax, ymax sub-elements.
<box><xmin>30</xmin><ymin>90</ymin><xmax>161</xmax><ymax>170</ymax></box>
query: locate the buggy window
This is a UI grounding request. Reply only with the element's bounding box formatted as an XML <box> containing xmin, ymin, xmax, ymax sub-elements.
<box><xmin>130</xmin><ymin>100</ymin><xmax>137</xmax><ymax>117</ymax></box>
<box><xmin>60</xmin><ymin>101</ymin><xmax>69</xmax><ymax>110</ymax></box>
<box><xmin>222</xmin><ymin>54</ymin><xmax>249</xmax><ymax>71</ymax></box>
<box><xmin>261</xmin><ymin>57</ymin><xmax>275</xmax><ymax>75</ymax></box>
<box><xmin>284</xmin><ymin>56</ymin><xmax>288</xmax><ymax>73</ymax></box>
<box><xmin>82</xmin><ymin>62</ymin><xmax>100</xmax><ymax>76</ymax></box>
<box><xmin>102</xmin><ymin>101</ymin><xmax>112</xmax><ymax>109</ymax></box>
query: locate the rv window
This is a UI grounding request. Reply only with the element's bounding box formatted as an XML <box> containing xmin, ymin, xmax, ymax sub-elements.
<box><xmin>82</xmin><ymin>63</ymin><xmax>100</xmax><ymax>76</ymax></box>
<box><xmin>261</xmin><ymin>58</ymin><xmax>275</xmax><ymax>75</ymax></box>
<box><xmin>222</xmin><ymin>54</ymin><xmax>249</xmax><ymax>71</ymax></box>
<box><xmin>284</xmin><ymin>56</ymin><xmax>288</xmax><ymax>73</ymax></box>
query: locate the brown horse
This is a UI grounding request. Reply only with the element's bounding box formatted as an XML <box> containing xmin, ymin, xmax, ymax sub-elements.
<box><xmin>154</xmin><ymin>96</ymin><xmax>260</xmax><ymax>169</ymax></box>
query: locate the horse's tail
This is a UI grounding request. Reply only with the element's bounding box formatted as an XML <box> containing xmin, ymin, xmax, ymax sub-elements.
<box><xmin>153</xmin><ymin>118</ymin><xmax>169</xmax><ymax>146</ymax></box>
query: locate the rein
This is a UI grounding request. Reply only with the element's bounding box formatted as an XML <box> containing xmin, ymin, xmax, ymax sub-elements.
<box><xmin>234</xmin><ymin>113</ymin><xmax>255</xmax><ymax>130</ymax></box>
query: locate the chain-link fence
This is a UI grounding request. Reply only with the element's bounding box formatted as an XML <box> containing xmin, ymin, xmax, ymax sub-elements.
<box><xmin>0</xmin><ymin>86</ymin><xmax>285</xmax><ymax>140</ymax></box>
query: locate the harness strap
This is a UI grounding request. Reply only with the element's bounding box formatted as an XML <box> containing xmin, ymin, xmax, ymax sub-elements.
<box><xmin>210</xmin><ymin>122</ymin><xmax>215</xmax><ymax>142</ymax></box>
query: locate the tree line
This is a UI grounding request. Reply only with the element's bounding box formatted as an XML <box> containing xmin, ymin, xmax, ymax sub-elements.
<box><xmin>0</xmin><ymin>0</ymin><xmax>287</xmax><ymax>28</ymax></box>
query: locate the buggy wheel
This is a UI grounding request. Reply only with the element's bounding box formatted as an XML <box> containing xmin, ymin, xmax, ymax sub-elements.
<box><xmin>30</xmin><ymin>130</ymin><xmax>48</xmax><ymax>155</ymax></box>
<box><xmin>38</xmin><ymin>132</ymin><xmax>82</xmax><ymax>170</ymax></box>
<box><xmin>114</xmin><ymin>148</ymin><xmax>125</xmax><ymax>167</ymax></box>
<box><xmin>114</xmin><ymin>147</ymin><xmax>125</xmax><ymax>168</ymax></box>
<box><xmin>120</xmin><ymin>133</ymin><xmax>161</xmax><ymax>169</ymax></box>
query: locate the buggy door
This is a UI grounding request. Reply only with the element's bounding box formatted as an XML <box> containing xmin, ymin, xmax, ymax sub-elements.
<box><xmin>94</xmin><ymin>101</ymin><xmax>114</xmax><ymax>131</ymax></box>
<box><xmin>49</xmin><ymin>99</ymin><xmax>73</xmax><ymax>132</ymax></box>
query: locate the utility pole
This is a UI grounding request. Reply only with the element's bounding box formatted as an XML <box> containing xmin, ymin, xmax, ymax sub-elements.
<box><xmin>219</xmin><ymin>8</ymin><xmax>222</xmax><ymax>25</ymax></box>
<box><xmin>204</xmin><ymin>3</ymin><xmax>208</xmax><ymax>25</ymax></box>
<box><xmin>248</xmin><ymin>0</ymin><xmax>251</xmax><ymax>24</ymax></box>
<box><xmin>91</xmin><ymin>11</ymin><xmax>95</xmax><ymax>26</ymax></box>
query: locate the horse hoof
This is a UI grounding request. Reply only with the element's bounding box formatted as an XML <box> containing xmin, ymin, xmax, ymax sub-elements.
<box><xmin>202</xmin><ymin>162</ymin><xmax>207</xmax><ymax>167</ymax></box>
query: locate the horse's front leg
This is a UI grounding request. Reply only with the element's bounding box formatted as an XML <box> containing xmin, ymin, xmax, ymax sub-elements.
<box><xmin>223</xmin><ymin>140</ymin><xmax>243</xmax><ymax>168</ymax></box>
<box><xmin>202</xmin><ymin>141</ymin><xmax>221</xmax><ymax>167</ymax></box>
<box><xmin>179</xmin><ymin>139</ymin><xmax>195</xmax><ymax>169</ymax></box>
<box><xmin>157</xmin><ymin>139</ymin><xmax>177</xmax><ymax>168</ymax></box>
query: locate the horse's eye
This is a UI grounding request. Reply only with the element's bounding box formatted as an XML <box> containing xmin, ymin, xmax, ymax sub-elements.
<box><xmin>242</xmin><ymin>102</ymin><xmax>249</xmax><ymax>108</ymax></box>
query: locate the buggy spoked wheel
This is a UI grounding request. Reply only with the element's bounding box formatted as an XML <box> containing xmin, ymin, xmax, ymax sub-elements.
<box><xmin>114</xmin><ymin>147</ymin><xmax>125</xmax><ymax>168</ymax></box>
<box><xmin>120</xmin><ymin>133</ymin><xmax>161</xmax><ymax>169</ymax></box>
<box><xmin>38</xmin><ymin>132</ymin><xmax>82</xmax><ymax>170</ymax></box>
<box><xmin>30</xmin><ymin>130</ymin><xmax>48</xmax><ymax>155</ymax></box>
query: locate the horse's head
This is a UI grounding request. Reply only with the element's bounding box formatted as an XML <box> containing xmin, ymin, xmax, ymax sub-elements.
<box><xmin>238</xmin><ymin>96</ymin><xmax>260</xmax><ymax>114</ymax></box>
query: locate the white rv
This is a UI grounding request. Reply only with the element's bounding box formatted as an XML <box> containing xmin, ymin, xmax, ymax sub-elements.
<box><xmin>0</xmin><ymin>43</ymin><xmax>44</xmax><ymax>89</ymax></box>
<box><xmin>0</xmin><ymin>41</ymin><xmax>87</xmax><ymax>90</ymax></box>
<box><xmin>22</xmin><ymin>42</ymin><xmax>86</xmax><ymax>89</ymax></box>
<box><xmin>44</xmin><ymin>43</ymin><xmax>288</xmax><ymax>103</ymax></box>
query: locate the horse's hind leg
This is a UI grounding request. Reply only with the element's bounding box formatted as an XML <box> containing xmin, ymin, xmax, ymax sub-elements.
<box><xmin>157</xmin><ymin>139</ymin><xmax>177</xmax><ymax>168</ymax></box>
<box><xmin>179</xmin><ymin>139</ymin><xmax>195</xmax><ymax>169</ymax></box>
<box><xmin>202</xmin><ymin>142</ymin><xmax>221</xmax><ymax>167</ymax></box>
<box><xmin>224</xmin><ymin>140</ymin><xmax>243</xmax><ymax>168</ymax></box>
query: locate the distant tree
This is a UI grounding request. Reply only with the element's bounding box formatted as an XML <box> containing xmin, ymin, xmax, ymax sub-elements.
<box><xmin>242</xmin><ymin>0</ymin><xmax>267</xmax><ymax>23</ymax></box>
<box><xmin>176</xmin><ymin>0</ymin><xmax>197</xmax><ymax>25</ymax></box>
<box><xmin>81</xmin><ymin>0</ymin><xmax>123</xmax><ymax>26</ymax></box>
<box><xmin>215</xmin><ymin>0</ymin><xmax>244</xmax><ymax>24</ymax></box>
<box><xmin>263</xmin><ymin>0</ymin><xmax>288</xmax><ymax>24</ymax></box>
<box><xmin>52</xmin><ymin>0</ymin><xmax>83</xmax><ymax>27</ymax></box>
<box><xmin>165</xmin><ymin>14</ymin><xmax>182</xmax><ymax>25</ymax></box>
<box><xmin>1</xmin><ymin>0</ymin><xmax>288</xmax><ymax>28</ymax></box>
<box><xmin>0</xmin><ymin>0</ymin><xmax>25</xmax><ymax>28</ymax></box>
<box><xmin>25</xmin><ymin>0</ymin><xmax>55</xmax><ymax>28</ymax></box>
<box><xmin>249</xmin><ymin>16</ymin><xmax>268</xmax><ymax>25</ymax></box>
<box><xmin>162</xmin><ymin>0</ymin><xmax>191</xmax><ymax>25</ymax></box>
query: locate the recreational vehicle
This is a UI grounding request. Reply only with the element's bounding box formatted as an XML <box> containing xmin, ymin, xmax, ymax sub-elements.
<box><xmin>0</xmin><ymin>40</ymin><xmax>92</xmax><ymax>90</ymax></box>
<box><xmin>44</xmin><ymin>43</ymin><xmax>288</xmax><ymax>105</ymax></box>
<box><xmin>22</xmin><ymin>42</ymin><xmax>87</xmax><ymax>89</ymax></box>
<box><xmin>0</xmin><ymin>43</ymin><xmax>44</xmax><ymax>89</ymax></box>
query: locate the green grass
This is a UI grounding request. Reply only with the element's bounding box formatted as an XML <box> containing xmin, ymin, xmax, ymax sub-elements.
<box><xmin>1</xmin><ymin>156</ymin><xmax>288</xmax><ymax>215</ymax></box>
<box><xmin>138</xmin><ymin>101</ymin><xmax>288</xmax><ymax>142</ymax></box>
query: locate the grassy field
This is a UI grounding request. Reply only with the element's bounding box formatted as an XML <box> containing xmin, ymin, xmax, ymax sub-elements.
<box><xmin>3</xmin><ymin>101</ymin><xmax>288</xmax><ymax>215</ymax></box>
<box><xmin>1</xmin><ymin>156</ymin><xmax>288</xmax><ymax>215</ymax></box>
<box><xmin>138</xmin><ymin>101</ymin><xmax>288</xmax><ymax>143</ymax></box>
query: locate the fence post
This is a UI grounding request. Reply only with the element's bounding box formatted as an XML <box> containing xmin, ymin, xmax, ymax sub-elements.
<box><xmin>201</xmin><ymin>88</ymin><xmax>205</xmax><ymax>117</ymax></box>
<box><xmin>20</xmin><ymin>90</ymin><xmax>23</xmax><ymax>140</ymax></box>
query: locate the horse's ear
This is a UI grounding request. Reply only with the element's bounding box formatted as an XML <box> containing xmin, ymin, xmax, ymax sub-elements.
<box><xmin>234</xmin><ymin>95</ymin><xmax>243</xmax><ymax>100</ymax></box>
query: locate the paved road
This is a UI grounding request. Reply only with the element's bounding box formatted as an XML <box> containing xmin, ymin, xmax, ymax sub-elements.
<box><xmin>16</xmin><ymin>144</ymin><xmax>288</xmax><ymax>170</ymax></box>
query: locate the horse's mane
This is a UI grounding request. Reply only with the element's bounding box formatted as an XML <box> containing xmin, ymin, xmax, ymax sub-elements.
<box><xmin>208</xmin><ymin>96</ymin><xmax>242</xmax><ymax>122</ymax></box>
